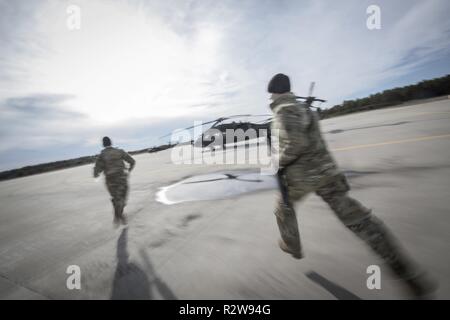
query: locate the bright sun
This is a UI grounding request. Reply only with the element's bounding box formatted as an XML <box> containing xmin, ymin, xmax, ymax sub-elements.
<box><xmin>25</xmin><ymin>1</ymin><xmax>223</xmax><ymax>124</ymax></box>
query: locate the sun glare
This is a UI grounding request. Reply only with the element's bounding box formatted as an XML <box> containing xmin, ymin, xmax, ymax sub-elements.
<box><xmin>27</xmin><ymin>1</ymin><xmax>224</xmax><ymax>124</ymax></box>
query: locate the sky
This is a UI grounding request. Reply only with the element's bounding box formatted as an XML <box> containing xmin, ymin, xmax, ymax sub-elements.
<box><xmin>1</xmin><ymin>0</ymin><xmax>450</xmax><ymax>171</ymax></box>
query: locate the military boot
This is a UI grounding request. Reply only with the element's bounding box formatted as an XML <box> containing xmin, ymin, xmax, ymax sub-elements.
<box><xmin>117</xmin><ymin>203</ymin><xmax>127</xmax><ymax>225</ymax></box>
<box><xmin>278</xmin><ymin>239</ymin><xmax>303</xmax><ymax>260</ymax></box>
<box><xmin>113</xmin><ymin>202</ymin><xmax>121</xmax><ymax>228</ymax></box>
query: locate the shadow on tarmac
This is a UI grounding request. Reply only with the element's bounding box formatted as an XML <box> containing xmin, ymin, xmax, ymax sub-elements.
<box><xmin>110</xmin><ymin>227</ymin><xmax>177</xmax><ymax>300</ymax></box>
<box><xmin>306</xmin><ymin>271</ymin><xmax>362</xmax><ymax>300</ymax></box>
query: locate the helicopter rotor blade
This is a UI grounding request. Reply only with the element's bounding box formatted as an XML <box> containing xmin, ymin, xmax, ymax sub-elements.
<box><xmin>183</xmin><ymin>118</ymin><xmax>225</xmax><ymax>130</ymax></box>
<box><xmin>248</xmin><ymin>114</ymin><xmax>272</xmax><ymax>117</ymax></box>
<box><xmin>159</xmin><ymin>114</ymin><xmax>274</xmax><ymax>139</ymax></box>
<box><xmin>158</xmin><ymin>118</ymin><xmax>225</xmax><ymax>139</ymax></box>
<box><xmin>224</xmin><ymin>114</ymin><xmax>252</xmax><ymax>119</ymax></box>
<box><xmin>254</xmin><ymin>117</ymin><xmax>273</xmax><ymax>124</ymax></box>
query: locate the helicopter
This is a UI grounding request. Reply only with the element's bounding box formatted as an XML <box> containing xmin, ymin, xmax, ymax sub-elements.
<box><xmin>159</xmin><ymin>114</ymin><xmax>272</xmax><ymax>150</ymax></box>
<box><xmin>159</xmin><ymin>82</ymin><xmax>326</xmax><ymax>151</ymax></box>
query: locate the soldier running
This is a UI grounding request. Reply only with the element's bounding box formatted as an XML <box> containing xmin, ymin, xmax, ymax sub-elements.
<box><xmin>94</xmin><ymin>136</ymin><xmax>136</xmax><ymax>227</ymax></box>
<box><xmin>268</xmin><ymin>73</ymin><xmax>436</xmax><ymax>298</ymax></box>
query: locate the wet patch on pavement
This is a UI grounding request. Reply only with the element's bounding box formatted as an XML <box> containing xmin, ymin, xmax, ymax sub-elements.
<box><xmin>156</xmin><ymin>170</ymin><xmax>277</xmax><ymax>205</ymax></box>
<box><xmin>155</xmin><ymin>169</ymin><xmax>385</xmax><ymax>205</ymax></box>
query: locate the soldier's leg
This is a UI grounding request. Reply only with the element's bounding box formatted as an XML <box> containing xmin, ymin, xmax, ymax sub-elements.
<box><xmin>316</xmin><ymin>174</ymin><xmax>420</xmax><ymax>281</ymax></box>
<box><xmin>106</xmin><ymin>177</ymin><xmax>123</xmax><ymax>224</ymax></box>
<box><xmin>115</xmin><ymin>175</ymin><xmax>129</xmax><ymax>224</ymax></box>
<box><xmin>274</xmin><ymin>189</ymin><xmax>306</xmax><ymax>259</ymax></box>
<box><xmin>113</xmin><ymin>200</ymin><xmax>122</xmax><ymax>222</ymax></box>
<box><xmin>337</xmin><ymin>211</ymin><xmax>436</xmax><ymax>297</ymax></box>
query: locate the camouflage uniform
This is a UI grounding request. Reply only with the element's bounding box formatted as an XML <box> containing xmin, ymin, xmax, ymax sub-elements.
<box><xmin>270</xmin><ymin>92</ymin><xmax>418</xmax><ymax>280</ymax></box>
<box><xmin>94</xmin><ymin>147</ymin><xmax>136</xmax><ymax>222</ymax></box>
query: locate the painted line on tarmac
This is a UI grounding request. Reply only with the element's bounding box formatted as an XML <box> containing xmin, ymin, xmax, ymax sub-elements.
<box><xmin>332</xmin><ymin>133</ymin><xmax>450</xmax><ymax>152</ymax></box>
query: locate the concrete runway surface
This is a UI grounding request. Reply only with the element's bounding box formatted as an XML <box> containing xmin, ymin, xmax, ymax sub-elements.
<box><xmin>0</xmin><ymin>99</ymin><xmax>449</xmax><ymax>300</ymax></box>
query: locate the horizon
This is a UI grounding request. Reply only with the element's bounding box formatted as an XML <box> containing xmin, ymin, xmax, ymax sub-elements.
<box><xmin>1</xmin><ymin>74</ymin><xmax>447</xmax><ymax>174</ymax></box>
<box><xmin>1</xmin><ymin>0</ymin><xmax>450</xmax><ymax>171</ymax></box>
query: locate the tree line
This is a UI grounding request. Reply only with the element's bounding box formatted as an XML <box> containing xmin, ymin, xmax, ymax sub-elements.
<box><xmin>320</xmin><ymin>74</ymin><xmax>450</xmax><ymax>119</ymax></box>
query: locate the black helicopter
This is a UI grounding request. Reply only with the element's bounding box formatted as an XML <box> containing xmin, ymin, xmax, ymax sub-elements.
<box><xmin>159</xmin><ymin>82</ymin><xmax>326</xmax><ymax>150</ymax></box>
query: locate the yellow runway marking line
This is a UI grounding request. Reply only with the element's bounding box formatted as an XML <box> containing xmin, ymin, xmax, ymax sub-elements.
<box><xmin>332</xmin><ymin>134</ymin><xmax>450</xmax><ymax>152</ymax></box>
<box><xmin>408</xmin><ymin>111</ymin><xmax>450</xmax><ymax>116</ymax></box>
<box><xmin>377</xmin><ymin>104</ymin><xmax>450</xmax><ymax>115</ymax></box>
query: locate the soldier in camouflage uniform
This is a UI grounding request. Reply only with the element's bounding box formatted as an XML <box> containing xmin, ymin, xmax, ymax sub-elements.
<box><xmin>268</xmin><ymin>73</ymin><xmax>435</xmax><ymax>298</ymax></box>
<box><xmin>94</xmin><ymin>137</ymin><xmax>136</xmax><ymax>226</ymax></box>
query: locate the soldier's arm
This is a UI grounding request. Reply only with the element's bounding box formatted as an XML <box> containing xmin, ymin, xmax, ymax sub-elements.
<box><xmin>93</xmin><ymin>153</ymin><xmax>104</xmax><ymax>177</ymax></box>
<box><xmin>122</xmin><ymin>150</ymin><xmax>136</xmax><ymax>171</ymax></box>
<box><xmin>274</xmin><ymin>107</ymin><xmax>310</xmax><ymax>167</ymax></box>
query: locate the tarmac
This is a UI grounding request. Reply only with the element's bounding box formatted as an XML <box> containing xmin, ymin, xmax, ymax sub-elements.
<box><xmin>0</xmin><ymin>98</ymin><xmax>449</xmax><ymax>299</ymax></box>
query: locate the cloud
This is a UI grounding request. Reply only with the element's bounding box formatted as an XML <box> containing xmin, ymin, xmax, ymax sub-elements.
<box><xmin>0</xmin><ymin>93</ymin><xmax>88</xmax><ymax>152</ymax></box>
<box><xmin>4</xmin><ymin>94</ymin><xmax>83</xmax><ymax>119</ymax></box>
